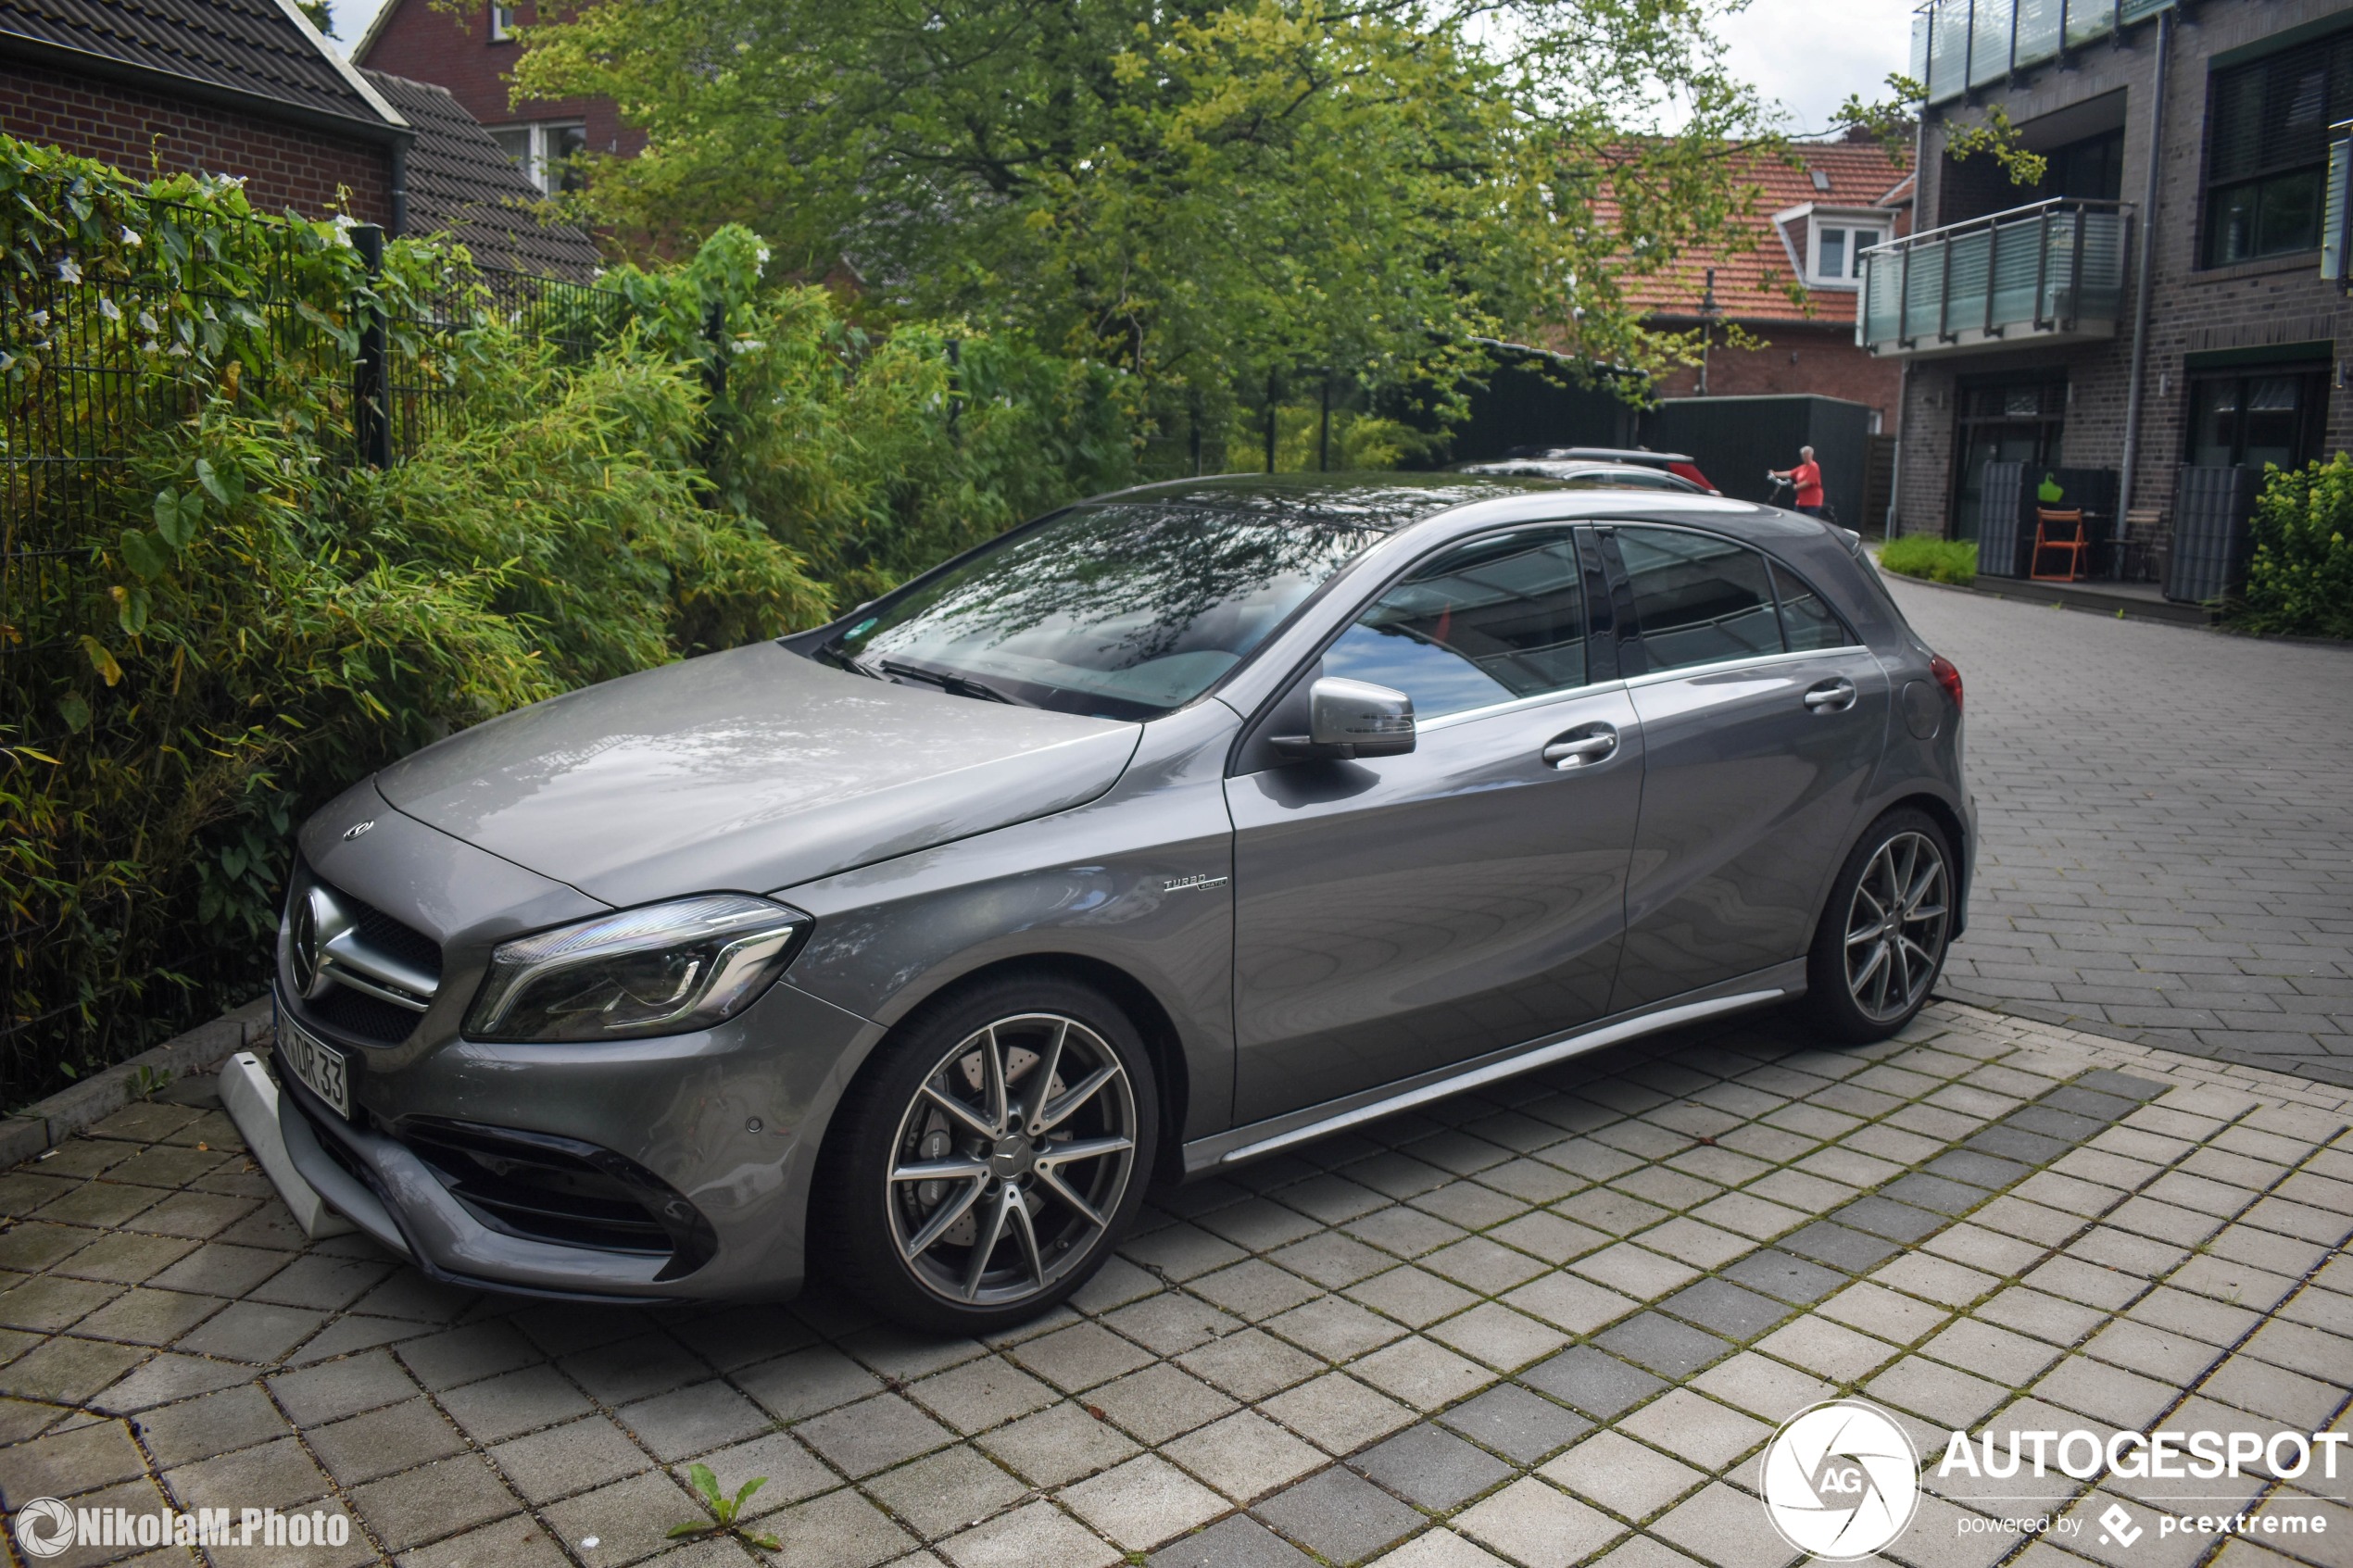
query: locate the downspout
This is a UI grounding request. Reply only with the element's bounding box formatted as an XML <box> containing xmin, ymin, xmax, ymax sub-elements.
<box><xmin>388</xmin><ymin>137</ymin><xmax>409</xmax><ymax>238</ymax></box>
<box><xmin>2114</xmin><ymin>6</ymin><xmax>2170</xmax><ymax>569</ymax></box>
<box><xmin>1888</xmin><ymin>111</ymin><xmax>1925</xmax><ymax>536</ymax></box>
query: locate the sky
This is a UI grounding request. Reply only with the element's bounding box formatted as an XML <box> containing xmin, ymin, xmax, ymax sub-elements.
<box><xmin>325</xmin><ymin>0</ymin><xmax>1918</xmax><ymax>139</ymax></box>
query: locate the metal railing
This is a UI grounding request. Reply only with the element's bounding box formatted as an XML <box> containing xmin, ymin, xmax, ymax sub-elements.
<box><xmin>1857</xmin><ymin>198</ymin><xmax>2132</xmax><ymax>356</ymax></box>
<box><xmin>1912</xmin><ymin>0</ymin><xmax>2173</xmax><ymax>106</ymax></box>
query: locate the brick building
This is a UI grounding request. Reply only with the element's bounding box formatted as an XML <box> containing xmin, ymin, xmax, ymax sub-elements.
<box><xmin>1</xmin><ymin>0</ymin><xmax>409</xmax><ymax>224</ymax></box>
<box><xmin>1866</xmin><ymin>0</ymin><xmax>2353</xmax><ymax>575</ymax></box>
<box><xmin>1633</xmin><ymin>133</ymin><xmax>1916</xmax><ymax>438</ymax></box>
<box><xmin>355</xmin><ymin>0</ymin><xmax>641</xmax><ymax>196</ymax></box>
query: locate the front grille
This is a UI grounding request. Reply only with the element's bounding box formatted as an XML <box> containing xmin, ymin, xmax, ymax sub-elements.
<box><xmin>347</xmin><ymin>897</ymin><xmax>442</xmax><ymax>980</ymax></box>
<box><xmin>305</xmin><ymin>984</ymin><xmax>422</xmax><ymax>1046</ymax></box>
<box><xmin>398</xmin><ymin>1118</ymin><xmax>716</xmax><ymax>1277</ymax></box>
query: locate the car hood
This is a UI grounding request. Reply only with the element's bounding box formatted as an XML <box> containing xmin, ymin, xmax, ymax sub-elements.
<box><xmin>375</xmin><ymin>641</ymin><xmax>1143</xmax><ymax>908</ymax></box>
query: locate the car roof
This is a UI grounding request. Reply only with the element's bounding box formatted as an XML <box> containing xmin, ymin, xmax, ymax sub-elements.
<box><xmin>1098</xmin><ymin>471</ymin><xmax>1821</xmax><ymax>544</ymax></box>
<box><xmin>1502</xmin><ymin>445</ymin><xmax>1695</xmax><ymax>466</ymax></box>
<box><xmin>1450</xmin><ymin>458</ymin><xmax>1696</xmax><ymax>483</ymax></box>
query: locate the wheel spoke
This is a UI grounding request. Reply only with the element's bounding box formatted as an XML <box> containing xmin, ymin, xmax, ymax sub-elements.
<box><xmin>902</xmin><ymin>1176</ymin><xmax>988</xmax><ymax>1261</ymax></box>
<box><xmin>1025</xmin><ymin>1019</ymin><xmax>1071</xmax><ymax>1135</ymax></box>
<box><xmin>1845</xmin><ymin>923</ymin><xmax>1887</xmax><ymax>947</ymax></box>
<box><xmin>1905</xmin><ymin>901</ymin><xmax>1947</xmax><ymax>925</ymax></box>
<box><xmin>1035</xmin><ymin>1134</ymin><xmax>1135</xmax><ymax>1170</ymax></box>
<box><xmin>962</xmin><ymin>1184</ymin><xmax>1013</xmax><ymax>1300</ymax></box>
<box><xmin>1004</xmin><ymin>1189</ymin><xmax>1046</xmax><ymax>1289</ymax></box>
<box><xmin>920</xmin><ymin>1083</ymin><xmax>996</xmax><ymax>1142</ymax></box>
<box><xmin>1850</xmin><ymin>939</ymin><xmax>1889</xmax><ymax>994</ymax></box>
<box><xmin>1036</xmin><ymin>1062</ymin><xmax>1122</xmax><ymax>1135</ymax></box>
<box><xmin>1035</xmin><ymin>1165</ymin><xmax>1109</xmax><ymax>1229</ymax></box>
<box><xmin>891</xmin><ymin>1157</ymin><xmax>992</xmax><ymax>1185</ymax></box>
<box><xmin>980</xmin><ymin>1024</ymin><xmax>1010</xmax><ymax>1135</ymax></box>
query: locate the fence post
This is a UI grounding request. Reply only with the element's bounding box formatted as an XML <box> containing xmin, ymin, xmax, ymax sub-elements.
<box><xmin>946</xmin><ymin>337</ymin><xmax>963</xmax><ymax>439</ymax></box>
<box><xmin>350</xmin><ymin>224</ymin><xmax>392</xmax><ymax>469</ymax></box>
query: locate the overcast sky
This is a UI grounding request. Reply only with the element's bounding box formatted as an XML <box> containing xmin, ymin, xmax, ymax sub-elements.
<box><xmin>329</xmin><ymin>0</ymin><xmax>1917</xmax><ymax>140</ymax></box>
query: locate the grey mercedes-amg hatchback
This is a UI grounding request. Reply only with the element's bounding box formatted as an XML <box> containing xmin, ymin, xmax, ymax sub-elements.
<box><xmin>272</xmin><ymin>474</ymin><xmax>1972</xmax><ymax>1331</ymax></box>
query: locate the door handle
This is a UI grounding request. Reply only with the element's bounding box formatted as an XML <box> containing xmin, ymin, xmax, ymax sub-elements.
<box><xmin>1804</xmin><ymin>678</ymin><xmax>1857</xmax><ymax>713</ymax></box>
<box><xmin>1541</xmin><ymin>723</ymin><xmax>1618</xmax><ymax>769</ymax></box>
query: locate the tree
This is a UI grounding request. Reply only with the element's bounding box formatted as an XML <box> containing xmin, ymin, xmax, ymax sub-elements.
<box><xmin>516</xmin><ymin>0</ymin><xmax>1780</xmax><ymax>427</ymax></box>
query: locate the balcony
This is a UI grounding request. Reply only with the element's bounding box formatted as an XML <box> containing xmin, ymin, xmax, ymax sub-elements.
<box><xmin>1856</xmin><ymin>199</ymin><xmax>2131</xmax><ymax>358</ymax></box>
<box><xmin>1911</xmin><ymin>0</ymin><xmax>2173</xmax><ymax>107</ymax></box>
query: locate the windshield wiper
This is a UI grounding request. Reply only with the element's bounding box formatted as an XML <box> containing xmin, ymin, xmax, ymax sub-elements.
<box><xmin>876</xmin><ymin>658</ymin><xmax>1028</xmax><ymax>707</ymax></box>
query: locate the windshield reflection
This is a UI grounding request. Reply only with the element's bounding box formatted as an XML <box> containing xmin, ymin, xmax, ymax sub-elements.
<box><xmin>831</xmin><ymin>504</ymin><xmax>1377</xmax><ymax>720</ymax></box>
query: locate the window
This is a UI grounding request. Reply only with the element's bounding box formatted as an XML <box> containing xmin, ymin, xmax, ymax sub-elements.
<box><xmin>2202</xmin><ymin>31</ymin><xmax>2353</xmax><ymax>266</ymax></box>
<box><xmin>2034</xmin><ymin>128</ymin><xmax>2125</xmax><ymax>203</ymax></box>
<box><xmin>1322</xmin><ymin>530</ymin><xmax>1590</xmax><ymax>719</ymax></box>
<box><xmin>1617</xmin><ymin>528</ymin><xmax>1781</xmax><ymax>671</ymax></box>
<box><xmin>490</xmin><ymin>121</ymin><xmax>589</xmax><ymax>195</ymax></box>
<box><xmin>2185</xmin><ymin>367</ymin><xmax>2331</xmax><ymax>470</ymax></box>
<box><xmin>1806</xmin><ymin>215</ymin><xmax>1888</xmax><ymax>286</ymax></box>
<box><xmin>488</xmin><ymin>0</ymin><xmax>516</xmax><ymax>39</ymax></box>
<box><xmin>1614</xmin><ymin>527</ymin><xmax>1849</xmax><ymax>671</ymax></box>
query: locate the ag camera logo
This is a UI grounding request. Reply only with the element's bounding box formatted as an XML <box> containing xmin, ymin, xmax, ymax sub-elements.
<box><xmin>12</xmin><ymin>1497</ymin><xmax>75</xmax><ymax>1559</ymax></box>
<box><xmin>1761</xmin><ymin>1399</ymin><xmax>1922</xmax><ymax>1560</ymax></box>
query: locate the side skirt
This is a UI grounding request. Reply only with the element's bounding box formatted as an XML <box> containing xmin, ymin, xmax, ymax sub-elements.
<box><xmin>1181</xmin><ymin>961</ymin><xmax>1806</xmax><ymax>1174</ymax></box>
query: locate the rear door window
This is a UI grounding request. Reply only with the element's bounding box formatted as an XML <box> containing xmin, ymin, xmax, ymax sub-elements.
<box><xmin>1615</xmin><ymin>526</ymin><xmax>1783</xmax><ymax>671</ymax></box>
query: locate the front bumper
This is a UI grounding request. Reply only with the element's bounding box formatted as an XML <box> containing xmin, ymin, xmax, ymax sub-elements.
<box><xmin>275</xmin><ymin>972</ymin><xmax>881</xmax><ymax>1302</ymax></box>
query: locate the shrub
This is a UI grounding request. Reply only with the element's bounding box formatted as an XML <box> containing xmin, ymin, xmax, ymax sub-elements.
<box><xmin>1878</xmin><ymin>535</ymin><xmax>1979</xmax><ymax>586</ymax></box>
<box><xmin>0</xmin><ymin>138</ymin><xmax>1140</xmax><ymax>1105</ymax></box>
<box><xmin>2235</xmin><ymin>457</ymin><xmax>2353</xmax><ymax>640</ymax></box>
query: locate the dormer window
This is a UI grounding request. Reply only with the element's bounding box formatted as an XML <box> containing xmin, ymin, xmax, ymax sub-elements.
<box><xmin>1806</xmin><ymin>213</ymin><xmax>1888</xmax><ymax>287</ymax></box>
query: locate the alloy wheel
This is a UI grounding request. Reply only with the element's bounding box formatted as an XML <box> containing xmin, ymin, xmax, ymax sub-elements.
<box><xmin>1842</xmin><ymin>831</ymin><xmax>1951</xmax><ymax>1023</ymax></box>
<box><xmin>885</xmin><ymin>1011</ymin><xmax>1138</xmax><ymax>1309</ymax></box>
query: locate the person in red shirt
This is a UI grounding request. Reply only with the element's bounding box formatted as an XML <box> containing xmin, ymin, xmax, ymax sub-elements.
<box><xmin>1769</xmin><ymin>445</ymin><xmax>1827</xmax><ymax>518</ymax></box>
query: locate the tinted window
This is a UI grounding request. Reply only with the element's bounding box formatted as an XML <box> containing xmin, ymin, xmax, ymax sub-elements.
<box><xmin>1323</xmin><ymin>530</ymin><xmax>1589</xmax><ymax>718</ymax></box>
<box><xmin>1617</xmin><ymin>526</ymin><xmax>1782</xmax><ymax>671</ymax></box>
<box><xmin>1772</xmin><ymin>562</ymin><xmax>1853</xmax><ymax>651</ymax></box>
<box><xmin>831</xmin><ymin>503</ymin><xmax>1374</xmax><ymax>720</ymax></box>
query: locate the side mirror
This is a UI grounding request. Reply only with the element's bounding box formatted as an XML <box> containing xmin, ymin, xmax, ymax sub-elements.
<box><xmin>1274</xmin><ymin>677</ymin><xmax>1416</xmax><ymax>760</ymax></box>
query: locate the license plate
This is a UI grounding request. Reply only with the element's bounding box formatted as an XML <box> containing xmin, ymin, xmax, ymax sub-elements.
<box><xmin>281</xmin><ymin>1016</ymin><xmax>351</xmax><ymax>1120</ymax></box>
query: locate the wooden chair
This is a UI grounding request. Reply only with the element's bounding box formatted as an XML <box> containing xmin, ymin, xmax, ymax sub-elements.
<box><xmin>2120</xmin><ymin>507</ymin><xmax>2165</xmax><ymax>583</ymax></box>
<box><xmin>2030</xmin><ymin>508</ymin><xmax>2090</xmax><ymax>583</ymax></box>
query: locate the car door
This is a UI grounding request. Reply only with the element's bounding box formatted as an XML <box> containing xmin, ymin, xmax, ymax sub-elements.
<box><xmin>1602</xmin><ymin>523</ymin><xmax>1891</xmax><ymax>1012</ymax></box>
<box><xmin>1226</xmin><ymin>526</ymin><xmax>1644</xmax><ymax>1124</ymax></box>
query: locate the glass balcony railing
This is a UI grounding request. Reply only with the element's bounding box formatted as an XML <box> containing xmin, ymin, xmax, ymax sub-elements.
<box><xmin>1857</xmin><ymin>198</ymin><xmax>2132</xmax><ymax>357</ymax></box>
<box><xmin>1912</xmin><ymin>0</ymin><xmax>2173</xmax><ymax>106</ymax></box>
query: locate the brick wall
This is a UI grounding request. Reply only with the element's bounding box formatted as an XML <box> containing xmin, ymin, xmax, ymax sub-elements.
<box><xmin>1893</xmin><ymin>0</ymin><xmax>2353</xmax><ymax>540</ymax></box>
<box><xmin>1650</xmin><ymin>321</ymin><xmax>1906</xmax><ymax>434</ymax></box>
<box><xmin>360</xmin><ymin>0</ymin><xmax>643</xmax><ymax>161</ymax></box>
<box><xmin>0</xmin><ymin>61</ymin><xmax>394</xmax><ymax>224</ymax></box>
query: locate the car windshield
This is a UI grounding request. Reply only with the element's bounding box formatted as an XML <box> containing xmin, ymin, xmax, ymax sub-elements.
<box><xmin>824</xmin><ymin>502</ymin><xmax>1378</xmax><ymax>720</ymax></box>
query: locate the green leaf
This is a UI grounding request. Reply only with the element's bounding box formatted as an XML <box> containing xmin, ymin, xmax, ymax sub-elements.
<box><xmin>687</xmin><ymin>1462</ymin><xmax>721</xmax><ymax>1506</ymax></box>
<box><xmin>730</xmin><ymin>1476</ymin><xmax>767</xmax><ymax>1512</ymax></box>
<box><xmin>119</xmin><ymin>528</ymin><xmax>170</xmax><ymax>580</ymax></box>
<box><xmin>55</xmin><ymin>692</ymin><xmax>90</xmax><ymax>732</ymax></box>
<box><xmin>80</xmin><ymin>633</ymin><xmax>122</xmax><ymax>686</ymax></box>
<box><xmin>195</xmin><ymin>457</ymin><xmax>228</xmax><ymax>503</ymax></box>
<box><xmin>665</xmin><ymin>1523</ymin><xmax>711</xmax><ymax>1538</ymax></box>
<box><xmin>153</xmin><ymin>487</ymin><xmax>199</xmax><ymax>547</ymax></box>
<box><xmin>116</xmin><ymin>584</ymin><xmax>150</xmax><ymax>637</ymax></box>
<box><xmin>744</xmin><ymin>1532</ymin><xmax>781</xmax><ymax>1551</ymax></box>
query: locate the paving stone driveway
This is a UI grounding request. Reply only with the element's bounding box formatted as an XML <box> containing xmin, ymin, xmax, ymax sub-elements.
<box><xmin>1883</xmin><ymin>575</ymin><xmax>2353</xmax><ymax>1087</ymax></box>
<box><xmin>0</xmin><ymin>1003</ymin><xmax>2347</xmax><ymax>1568</ymax></box>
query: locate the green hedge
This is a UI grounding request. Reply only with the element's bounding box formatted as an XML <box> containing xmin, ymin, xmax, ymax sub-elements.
<box><xmin>1878</xmin><ymin>535</ymin><xmax>1979</xmax><ymax>586</ymax></box>
<box><xmin>0</xmin><ymin>138</ymin><xmax>1139</xmax><ymax>1106</ymax></box>
<box><xmin>2235</xmin><ymin>457</ymin><xmax>2353</xmax><ymax>640</ymax></box>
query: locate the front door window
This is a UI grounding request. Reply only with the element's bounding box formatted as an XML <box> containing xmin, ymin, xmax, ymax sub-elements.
<box><xmin>1949</xmin><ymin>381</ymin><xmax>2065</xmax><ymax>541</ymax></box>
<box><xmin>2185</xmin><ymin>368</ymin><xmax>2329</xmax><ymax>470</ymax></box>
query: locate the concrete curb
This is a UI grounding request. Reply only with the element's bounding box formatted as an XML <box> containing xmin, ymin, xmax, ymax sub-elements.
<box><xmin>0</xmin><ymin>994</ymin><xmax>274</xmax><ymax>1166</ymax></box>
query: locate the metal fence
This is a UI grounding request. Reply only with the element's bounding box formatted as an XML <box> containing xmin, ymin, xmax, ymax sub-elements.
<box><xmin>0</xmin><ymin>178</ymin><xmax>637</xmax><ymax>1103</ymax></box>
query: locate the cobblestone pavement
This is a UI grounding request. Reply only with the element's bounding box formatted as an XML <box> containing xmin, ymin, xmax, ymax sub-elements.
<box><xmin>0</xmin><ymin>1003</ymin><xmax>2347</xmax><ymax>1568</ymax></box>
<box><xmin>1884</xmin><ymin>575</ymin><xmax>2353</xmax><ymax>1088</ymax></box>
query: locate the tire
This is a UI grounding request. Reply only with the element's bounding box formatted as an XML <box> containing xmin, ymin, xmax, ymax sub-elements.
<box><xmin>1805</xmin><ymin>808</ymin><xmax>1957</xmax><ymax>1043</ymax></box>
<box><xmin>817</xmin><ymin>973</ymin><xmax>1159</xmax><ymax>1335</ymax></box>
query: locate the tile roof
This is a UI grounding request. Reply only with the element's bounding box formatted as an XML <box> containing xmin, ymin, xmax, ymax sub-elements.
<box><xmin>1612</xmin><ymin>138</ymin><xmax>1911</xmax><ymax>327</ymax></box>
<box><xmin>0</xmin><ymin>0</ymin><xmax>400</xmax><ymax>129</ymax></box>
<box><xmin>368</xmin><ymin>70</ymin><xmax>601</xmax><ymax>280</ymax></box>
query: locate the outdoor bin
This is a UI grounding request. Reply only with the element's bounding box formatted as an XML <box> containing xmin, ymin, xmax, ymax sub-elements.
<box><xmin>2166</xmin><ymin>465</ymin><xmax>2260</xmax><ymax>606</ymax></box>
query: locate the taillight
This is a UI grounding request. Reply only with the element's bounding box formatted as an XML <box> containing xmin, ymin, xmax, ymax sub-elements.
<box><xmin>1930</xmin><ymin>654</ymin><xmax>1963</xmax><ymax>712</ymax></box>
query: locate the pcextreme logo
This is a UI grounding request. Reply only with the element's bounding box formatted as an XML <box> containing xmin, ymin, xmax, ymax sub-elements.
<box><xmin>1759</xmin><ymin>1399</ymin><xmax>1922</xmax><ymax>1561</ymax></box>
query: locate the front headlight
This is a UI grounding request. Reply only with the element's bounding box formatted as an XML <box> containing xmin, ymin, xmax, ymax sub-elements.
<box><xmin>464</xmin><ymin>895</ymin><xmax>811</xmax><ymax>1044</ymax></box>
